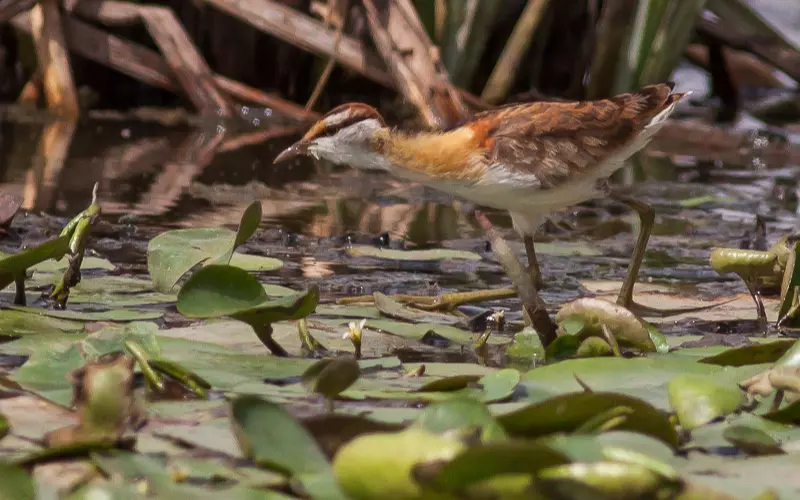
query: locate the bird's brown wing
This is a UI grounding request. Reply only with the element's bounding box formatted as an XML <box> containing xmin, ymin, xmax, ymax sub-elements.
<box><xmin>470</xmin><ymin>83</ymin><xmax>681</xmax><ymax>188</ymax></box>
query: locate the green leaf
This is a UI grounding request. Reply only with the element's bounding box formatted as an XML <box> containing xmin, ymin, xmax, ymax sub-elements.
<box><xmin>333</xmin><ymin>427</ymin><xmax>465</xmax><ymax>500</ymax></box>
<box><xmin>535</xmin><ymin>461</ymin><xmax>681</xmax><ymax>500</ymax></box>
<box><xmin>147</xmin><ymin>227</ymin><xmax>236</xmax><ymax>293</ymax></box>
<box><xmin>9</xmin><ymin>306</ymin><xmax>162</xmax><ymax>322</ymax></box>
<box><xmin>0</xmin><ymin>462</ymin><xmax>35</xmax><ymax>500</ymax></box>
<box><xmin>699</xmin><ymin>340</ymin><xmax>797</xmax><ymax>367</ymax></box>
<box><xmin>302</xmin><ymin>357</ymin><xmax>361</xmax><ymax>400</ymax></box>
<box><xmin>229</xmin><ymin>252</ymin><xmax>283</xmax><ymax>272</ymax></box>
<box><xmin>0</xmin><ymin>310</ymin><xmax>83</xmax><ymax>336</ymax></box>
<box><xmin>497</xmin><ymin>392</ymin><xmax>679</xmax><ymax>448</ymax></box>
<box><xmin>372</xmin><ymin>292</ymin><xmax>462</xmax><ymax>325</ymax></box>
<box><xmin>668</xmin><ymin>374</ymin><xmax>747</xmax><ymax>430</ymax></box>
<box><xmin>431</xmin><ymin>441</ymin><xmax>570</xmax><ymax>492</ymax></box>
<box><xmin>147</xmin><ymin>202</ymin><xmax>264</xmax><ymax>292</ymax></box>
<box><xmin>234</xmin><ymin>201</ymin><xmax>263</xmax><ymax>248</ymax></box>
<box><xmin>576</xmin><ymin>337</ymin><xmax>613</xmax><ymax>358</ymax></box>
<box><xmin>0</xmin><ymin>412</ymin><xmax>8</xmax><ymax>440</ymax></box>
<box><xmin>31</xmin><ymin>256</ymin><xmax>115</xmax><ymax>273</ymax></box>
<box><xmin>414</xmin><ymin>398</ymin><xmax>508</xmax><ymax>441</ymax></box>
<box><xmin>555</xmin><ymin>298</ymin><xmax>656</xmax><ymax>352</ymax></box>
<box><xmin>0</xmin><ymin>233</ymin><xmax>71</xmax><ymax>280</ymax></box>
<box><xmin>346</xmin><ymin>246</ymin><xmax>481</xmax><ymax>261</ymax></box>
<box><xmin>505</xmin><ymin>327</ymin><xmax>546</xmax><ymax>367</ymax></box>
<box><xmin>723</xmin><ymin>425</ymin><xmax>784</xmax><ymax>456</ymax></box>
<box><xmin>177</xmin><ymin>265</ymin><xmax>318</xmax><ymax>324</ymax></box>
<box><xmin>230</xmin><ymin>395</ymin><xmax>331</xmax><ymax>475</ymax></box>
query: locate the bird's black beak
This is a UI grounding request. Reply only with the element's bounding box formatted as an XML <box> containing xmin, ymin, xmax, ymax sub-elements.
<box><xmin>274</xmin><ymin>141</ymin><xmax>309</xmax><ymax>164</ymax></box>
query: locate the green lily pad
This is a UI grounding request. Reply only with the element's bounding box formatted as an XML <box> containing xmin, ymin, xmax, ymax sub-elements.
<box><xmin>147</xmin><ymin>201</ymin><xmax>262</xmax><ymax>292</ymax></box>
<box><xmin>10</xmin><ymin>306</ymin><xmax>162</xmax><ymax>322</ymax></box>
<box><xmin>555</xmin><ymin>298</ymin><xmax>656</xmax><ymax>352</ymax></box>
<box><xmin>177</xmin><ymin>265</ymin><xmax>318</xmax><ymax>324</ymax></box>
<box><xmin>229</xmin><ymin>252</ymin><xmax>284</xmax><ymax>272</ymax></box>
<box><xmin>668</xmin><ymin>374</ymin><xmax>747</xmax><ymax>430</ymax></box>
<box><xmin>0</xmin><ymin>412</ymin><xmax>8</xmax><ymax>440</ymax></box>
<box><xmin>230</xmin><ymin>395</ymin><xmax>348</xmax><ymax>499</ymax></box>
<box><xmin>346</xmin><ymin>246</ymin><xmax>481</xmax><ymax>261</ymax></box>
<box><xmin>430</xmin><ymin>441</ymin><xmax>570</xmax><ymax>492</ymax></box>
<box><xmin>414</xmin><ymin>398</ymin><xmax>508</xmax><ymax>441</ymax></box>
<box><xmin>372</xmin><ymin>293</ymin><xmax>463</xmax><ymax>325</ymax></box>
<box><xmin>30</xmin><ymin>256</ymin><xmax>115</xmax><ymax>273</ymax></box>
<box><xmin>0</xmin><ymin>462</ymin><xmax>35</xmax><ymax>500</ymax></box>
<box><xmin>497</xmin><ymin>392</ymin><xmax>679</xmax><ymax>447</ymax></box>
<box><xmin>535</xmin><ymin>461</ymin><xmax>681</xmax><ymax>500</ymax></box>
<box><xmin>364</xmin><ymin>319</ymin><xmax>509</xmax><ymax>346</ymax></box>
<box><xmin>302</xmin><ymin>357</ymin><xmax>361</xmax><ymax>400</ymax></box>
<box><xmin>0</xmin><ymin>310</ymin><xmax>83</xmax><ymax>336</ymax></box>
<box><xmin>699</xmin><ymin>340</ymin><xmax>797</xmax><ymax>367</ymax></box>
<box><xmin>333</xmin><ymin>427</ymin><xmax>465</xmax><ymax>500</ymax></box>
<box><xmin>774</xmin><ymin>339</ymin><xmax>800</xmax><ymax>368</ymax></box>
<box><xmin>504</xmin><ymin>327</ymin><xmax>545</xmax><ymax>367</ymax></box>
<box><xmin>723</xmin><ymin>425</ymin><xmax>784</xmax><ymax>456</ymax></box>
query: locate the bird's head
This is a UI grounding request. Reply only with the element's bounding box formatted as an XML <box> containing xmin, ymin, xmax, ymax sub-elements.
<box><xmin>274</xmin><ymin>103</ymin><xmax>387</xmax><ymax>166</ymax></box>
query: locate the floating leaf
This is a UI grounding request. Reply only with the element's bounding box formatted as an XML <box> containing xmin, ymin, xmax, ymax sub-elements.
<box><xmin>699</xmin><ymin>340</ymin><xmax>796</xmax><ymax>367</ymax></box>
<box><xmin>230</xmin><ymin>395</ymin><xmax>330</xmax><ymax>475</ymax></box>
<box><xmin>505</xmin><ymin>327</ymin><xmax>546</xmax><ymax>367</ymax></box>
<box><xmin>147</xmin><ymin>201</ymin><xmax>262</xmax><ymax>292</ymax></box>
<box><xmin>346</xmin><ymin>246</ymin><xmax>481</xmax><ymax>261</ymax></box>
<box><xmin>576</xmin><ymin>337</ymin><xmax>613</xmax><ymax>358</ymax></box>
<box><xmin>0</xmin><ymin>462</ymin><xmax>35</xmax><ymax>499</ymax></box>
<box><xmin>0</xmin><ymin>310</ymin><xmax>83</xmax><ymax>336</ymax></box>
<box><xmin>430</xmin><ymin>441</ymin><xmax>570</xmax><ymax>492</ymax></box>
<box><xmin>0</xmin><ymin>412</ymin><xmax>8</xmax><ymax>440</ymax></box>
<box><xmin>668</xmin><ymin>374</ymin><xmax>746</xmax><ymax>430</ymax></box>
<box><xmin>372</xmin><ymin>292</ymin><xmax>462</xmax><ymax>325</ymax></box>
<box><xmin>177</xmin><ymin>265</ymin><xmax>317</xmax><ymax>324</ymax></box>
<box><xmin>723</xmin><ymin>425</ymin><xmax>784</xmax><ymax>456</ymax></box>
<box><xmin>414</xmin><ymin>398</ymin><xmax>508</xmax><ymax>442</ymax></box>
<box><xmin>229</xmin><ymin>252</ymin><xmax>283</xmax><ymax>272</ymax></box>
<box><xmin>497</xmin><ymin>392</ymin><xmax>679</xmax><ymax>447</ymax></box>
<box><xmin>556</xmin><ymin>298</ymin><xmax>656</xmax><ymax>352</ymax></box>
<box><xmin>333</xmin><ymin>427</ymin><xmax>465</xmax><ymax>500</ymax></box>
<box><xmin>302</xmin><ymin>357</ymin><xmax>361</xmax><ymax>400</ymax></box>
<box><xmin>535</xmin><ymin>461</ymin><xmax>681</xmax><ymax>500</ymax></box>
<box><xmin>10</xmin><ymin>306</ymin><xmax>162</xmax><ymax>322</ymax></box>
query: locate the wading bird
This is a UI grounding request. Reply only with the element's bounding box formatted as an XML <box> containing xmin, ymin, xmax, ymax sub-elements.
<box><xmin>275</xmin><ymin>82</ymin><xmax>688</xmax><ymax>310</ymax></box>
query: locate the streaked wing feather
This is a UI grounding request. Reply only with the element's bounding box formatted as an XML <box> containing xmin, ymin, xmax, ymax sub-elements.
<box><xmin>473</xmin><ymin>83</ymin><xmax>679</xmax><ymax>188</ymax></box>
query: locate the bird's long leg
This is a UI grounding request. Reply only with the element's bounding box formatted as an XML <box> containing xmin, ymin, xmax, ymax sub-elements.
<box><xmin>608</xmin><ymin>192</ymin><xmax>654</xmax><ymax>309</ymax></box>
<box><xmin>609</xmin><ymin>191</ymin><xmax>731</xmax><ymax>318</ymax></box>
<box><xmin>523</xmin><ymin>236</ymin><xmax>544</xmax><ymax>290</ymax></box>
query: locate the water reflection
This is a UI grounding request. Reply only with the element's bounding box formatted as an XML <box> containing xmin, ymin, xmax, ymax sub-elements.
<box><xmin>0</xmin><ymin>112</ymin><xmax>798</xmax><ymax>246</ymax></box>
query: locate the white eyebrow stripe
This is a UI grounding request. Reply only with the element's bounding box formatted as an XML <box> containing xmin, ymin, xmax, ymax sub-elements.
<box><xmin>323</xmin><ymin>109</ymin><xmax>355</xmax><ymax>128</ymax></box>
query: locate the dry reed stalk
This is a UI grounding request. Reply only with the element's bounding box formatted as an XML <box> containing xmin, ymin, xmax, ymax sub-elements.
<box><xmin>12</xmin><ymin>11</ymin><xmax>320</xmax><ymax>123</ymax></box>
<box><xmin>481</xmin><ymin>0</ymin><xmax>550</xmax><ymax>103</ymax></box>
<box><xmin>30</xmin><ymin>0</ymin><xmax>80</xmax><ymax>118</ymax></box>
